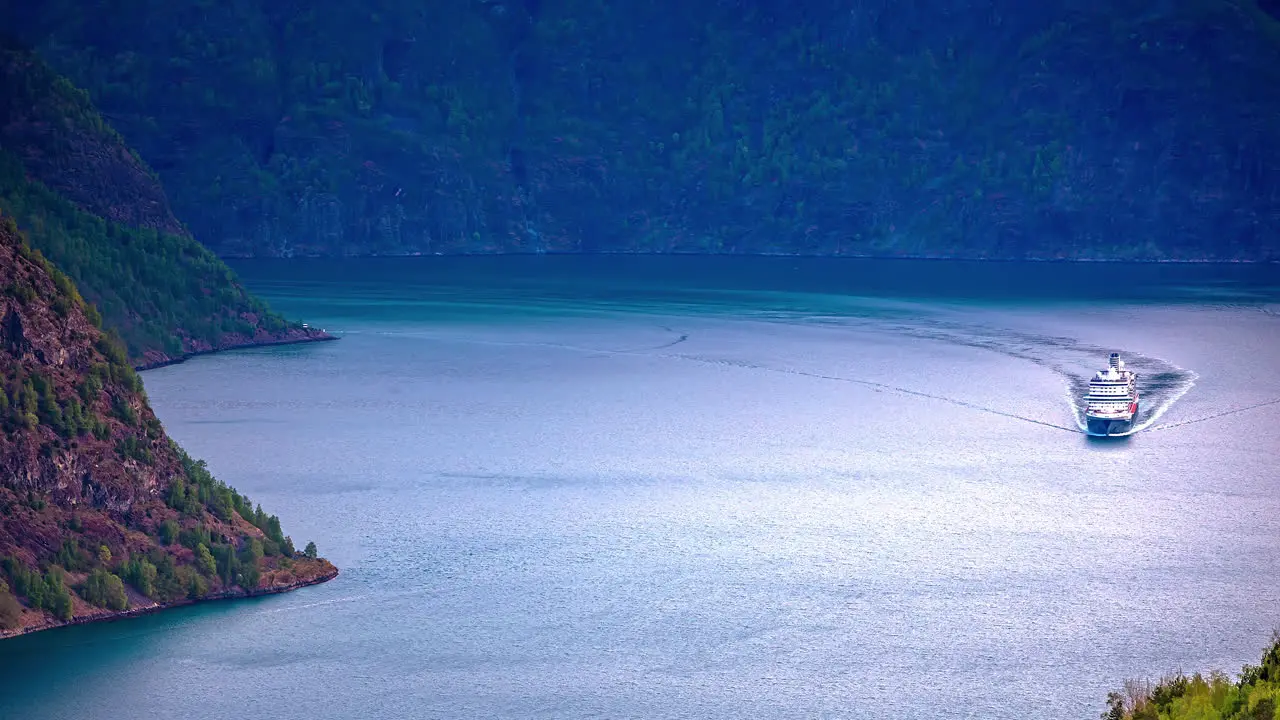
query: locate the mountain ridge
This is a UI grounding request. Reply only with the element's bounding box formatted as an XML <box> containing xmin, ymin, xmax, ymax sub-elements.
<box><xmin>4</xmin><ymin>1</ymin><xmax>1278</xmax><ymax>260</ymax></box>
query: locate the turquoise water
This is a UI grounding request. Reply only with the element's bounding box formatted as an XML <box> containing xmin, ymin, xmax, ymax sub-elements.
<box><xmin>2</xmin><ymin>257</ymin><xmax>1279</xmax><ymax>719</ymax></box>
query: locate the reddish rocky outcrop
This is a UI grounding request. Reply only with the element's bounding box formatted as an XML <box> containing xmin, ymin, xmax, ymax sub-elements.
<box><xmin>0</xmin><ymin>213</ymin><xmax>336</xmax><ymax>638</ymax></box>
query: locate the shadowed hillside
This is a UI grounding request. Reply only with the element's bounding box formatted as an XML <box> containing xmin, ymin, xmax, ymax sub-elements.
<box><xmin>3</xmin><ymin>1</ymin><xmax>1278</xmax><ymax>260</ymax></box>
<box><xmin>0</xmin><ymin>38</ymin><xmax>331</xmax><ymax>366</ymax></box>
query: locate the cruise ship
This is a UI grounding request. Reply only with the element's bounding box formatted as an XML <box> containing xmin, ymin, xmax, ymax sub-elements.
<box><xmin>1083</xmin><ymin>353</ymin><xmax>1140</xmax><ymax>435</ymax></box>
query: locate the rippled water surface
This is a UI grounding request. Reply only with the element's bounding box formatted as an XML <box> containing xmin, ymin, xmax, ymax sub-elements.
<box><xmin>2</xmin><ymin>256</ymin><xmax>1278</xmax><ymax>720</ymax></box>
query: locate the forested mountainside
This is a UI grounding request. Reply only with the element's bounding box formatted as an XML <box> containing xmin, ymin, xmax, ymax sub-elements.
<box><xmin>0</xmin><ymin>38</ymin><xmax>330</xmax><ymax>367</ymax></box>
<box><xmin>0</xmin><ymin>213</ymin><xmax>335</xmax><ymax>637</ymax></box>
<box><xmin>3</xmin><ymin>1</ymin><xmax>1279</xmax><ymax>260</ymax></box>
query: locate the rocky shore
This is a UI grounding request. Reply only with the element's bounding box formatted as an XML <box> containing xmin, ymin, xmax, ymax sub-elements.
<box><xmin>0</xmin><ymin>558</ymin><xmax>338</xmax><ymax>640</ymax></box>
<box><xmin>135</xmin><ymin>326</ymin><xmax>338</xmax><ymax>371</ymax></box>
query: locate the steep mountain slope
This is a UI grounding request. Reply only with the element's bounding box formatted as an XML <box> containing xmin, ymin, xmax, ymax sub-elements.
<box><xmin>3</xmin><ymin>1</ymin><xmax>1278</xmax><ymax>259</ymax></box>
<box><xmin>0</xmin><ymin>212</ymin><xmax>335</xmax><ymax>637</ymax></box>
<box><xmin>0</xmin><ymin>38</ymin><xmax>331</xmax><ymax>367</ymax></box>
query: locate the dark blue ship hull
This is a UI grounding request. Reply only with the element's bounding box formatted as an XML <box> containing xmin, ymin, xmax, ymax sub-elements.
<box><xmin>1087</xmin><ymin>417</ymin><xmax>1133</xmax><ymax>435</ymax></box>
<box><xmin>1085</xmin><ymin>400</ymin><xmax>1139</xmax><ymax>436</ymax></box>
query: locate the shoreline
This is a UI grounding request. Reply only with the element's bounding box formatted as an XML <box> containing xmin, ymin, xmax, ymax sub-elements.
<box><xmin>220</xmin><ymin>249</ymin><xmax>1280</xmax><ymax>264</ymax></box>
<box><xmin>0</xmin><ymin>564</ymin><xmax>339</xmax><ymax>641</ymax></box>
<box><xmin>134</xmin><ymin>329</ymin><xmax>338</xmax><ymax>372</ymax></box>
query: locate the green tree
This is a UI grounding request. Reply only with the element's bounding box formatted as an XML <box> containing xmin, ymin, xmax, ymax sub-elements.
<box><xmin>194</xmin><ymin>543</ymin><xmax>216</xmax><ymax>576</ymax></box>
<box><xmin>0</xmin><ymin>579</ymin><xmax>22</xmax><ymax>630</ymax></box>
<box><xmin>239</xmin><ymin>562</ymin><xmax>260</xmax><ymax>590</ymax></box>
<box><xmin>124</xmin><ymin>556</ymin><xmax>157</xmax><ymax>597</ymax></box>
<box><xmin>43</xmin><ymin>570</ymin><xmax>73</xmax><ymax>621</ymax></box>
<box><xmin>55</xmin><ymin>538</ymin><xmax>87</xmax><ymax>571</ymax></box>
<box><xmin>158</xmin><ymin>519</ymin><xmax>179</xmax><ymax>546</ymax></box>
<box><xmin>304</xmin><ymin>541</ymin><xmax>317</xmax><ymax>560</ymax></box>
<box><xmin>187</xmin><ymin>571</ymin><xmax>208</xmax><ymax>599</ymax></box>
<box><xmin>80</xmin><ymin>568</ymin><xmax>128</xmax><ymax>611</ymax></box>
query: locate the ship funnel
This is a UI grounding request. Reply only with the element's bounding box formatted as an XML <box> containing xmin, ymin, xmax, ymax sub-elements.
<box><xmin>1109</xmin><ymin>353</ymin><xmax>1120</xmax><ymax>369</ymax></box>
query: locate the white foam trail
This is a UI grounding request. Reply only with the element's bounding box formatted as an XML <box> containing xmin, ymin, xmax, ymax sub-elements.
<box><xmin>1069</xmin><ymin>363</ymin><xmax>1200</xmax><ymax>437</ymax></box>
<box><xmin>257</xmin><ymin>593</ymin><xmax>369</xmax><ymax>614</ymax></box>
<box><xmin>424</xmin><ymin>312</ymin><xmax>1190</xmax><ymax>437</ymax></box>
<box><xmin>254</xmin><ymin>586</ymin><xmax>444</xmax><ymax>616</ymax></box>
<box><xmin>1067</xmin><ymin>386</ymin><xmax>1088</xmax><ymax>432</ymax></box>
<box><xmin>1131</xmin><ymin>365</ymin><xmax>1199</xmax><ymax>433</ymax></box>
<box><xmin>1149</xmin><ymin>396</ymin><xmax>1280</xmax><ymax>431</ymax></box>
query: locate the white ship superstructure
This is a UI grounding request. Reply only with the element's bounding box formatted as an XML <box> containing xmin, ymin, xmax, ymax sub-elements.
<box><xmin>1083</xmin><ymin>353</ymin><xmax>1140</xmax><ymax>435</ymax></box>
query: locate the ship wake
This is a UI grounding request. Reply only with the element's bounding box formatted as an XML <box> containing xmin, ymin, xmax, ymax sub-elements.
<box><xmin>429</xmin><ymin>308</ymin><xmax>1200</xmax><ymax>437</ymax></box>
<box><xmin>887</xmin><ymin>322</ymin><xmax>1196</xmax><ymax>436</ymax></box>
<box><xmin>736</xmin><ymin>311</ymin><xmax>1200</xmax><ymax>437</ymax></box>
<box><xmin>652</xmin><ymin>313</ymin><xmax>1198</xmax><ymax>435</ymax></box>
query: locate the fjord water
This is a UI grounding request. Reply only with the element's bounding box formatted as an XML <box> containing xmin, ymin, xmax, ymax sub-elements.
<box><xmin>3</xmin><ymin>256</ymin><xmax>1279</xmax><ymax>720</ymax></box>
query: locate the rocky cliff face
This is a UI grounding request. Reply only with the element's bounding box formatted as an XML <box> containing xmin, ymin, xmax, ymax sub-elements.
<box><xmin>0</xmin><ymin>213</ymin><xmax>334</xmax><ymax>636</ymax></box>
<box><xmin>4</xmin><ymin>1</ymin><xmax>1279</xmax><ymax>260</ymax></box>
<box><xmin>0</xmin><ymin>231</ymin><xmax>164</xmax><ymax>505</ymax></box>
<box><xmin>0</xmin><ymin>38</ymin><xmax>333</xmax><ymax>366</ymax></box>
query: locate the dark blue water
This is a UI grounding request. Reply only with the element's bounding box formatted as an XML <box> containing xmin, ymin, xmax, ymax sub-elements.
<box><xmin>2</xmin><ymin>257</ymin><xmax>1278</xmax><ymax>720</ymax></box>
